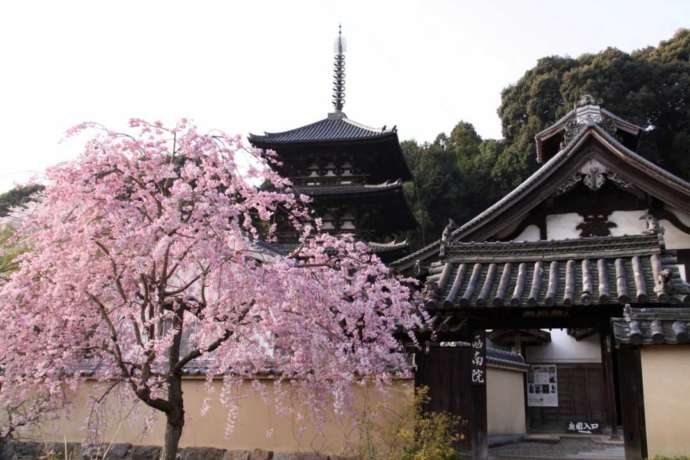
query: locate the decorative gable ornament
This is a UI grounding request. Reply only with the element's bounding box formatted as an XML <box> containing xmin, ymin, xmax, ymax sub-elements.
<box><xmin>535</xmin><ymin>94</ymin><xmax>642</xmax><ymax>163</ymax></box>
<box><xmin>580</xmin><ymin>159</ymin><xmax>607</xmax><ymax>191</ymax></box>
<box><xmin>562</xmin><ymin>106</ymin><xmax>619</xmax><ymax>148</ymax></box>
<box><xmin>556</xmin><ymin>159</ymin><xmax>635</xmax><ymax>195</ymax></box>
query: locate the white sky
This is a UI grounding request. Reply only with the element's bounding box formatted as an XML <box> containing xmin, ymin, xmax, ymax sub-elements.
<box><xmin>1</xmin><ymin>0</ymin><xmax>688</xmax><ymax>192</ymax></box>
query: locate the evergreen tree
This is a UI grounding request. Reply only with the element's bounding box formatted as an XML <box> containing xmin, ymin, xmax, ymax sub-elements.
<box><xmin>404</xmin><ymin>29</ymin><xmax>690</xmax><ymax>248</ymax></box>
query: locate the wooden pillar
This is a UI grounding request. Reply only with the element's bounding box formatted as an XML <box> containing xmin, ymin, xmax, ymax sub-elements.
<box><xmin>600</xmin><ymin>328</ymin><xmax>620</xmax><ymax>438</ymax></box>
<box><xmin>616</xmin><ymin>347</ymin><xmax>647</xmax><ymax>460</ymax></box>
<box><xmin>470</xmin><ymin>329</ymin><xmax>488</xmax><ymax>460</ymax></box>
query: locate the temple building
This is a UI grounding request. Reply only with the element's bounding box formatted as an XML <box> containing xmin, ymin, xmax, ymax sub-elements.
<box><xmin>249</xmin><ymin>28</ymin><xmax>416</xmax><ymax>262</ymax></box>
<box><xmin>397</xmin><ymin>96</ymin><xmax>690</xmax><ymax>460</ymax></box>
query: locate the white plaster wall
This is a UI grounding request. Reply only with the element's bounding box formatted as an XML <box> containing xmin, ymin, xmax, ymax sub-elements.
<box><xmin>487</xmin><ymin>366</ymin><xmax>527</xmax><ymax>435</ymax></box>
<box><xmin>512</xmin><ymin>224</ymin><xmax>540</xmax><ymax>242</ymax></box>
<box><xmin>666</xmin><ymin>206</ymin><xmax>690</xmax><ymax>227</ymax></box>
<box><xmin>641</xmin><ymin>346</ymin><xmax>690</xmax><ymax>458</ymax></box>
<box><xmin>546</xmin><ymin>210</ymin><xmax>650</xmax><ymax>241</ymax></box>
<box><xmin>525</xmin><ymin>329</ymin><xmax>601</xmax><ymax>364</ymax></box>
<box><xmin>608</xmin><ymin>210</ymin><xmax>647</xmax><ymax>236</ymax></box>
<box><xmin>660</xmin><ymin>219</ymin><xmax>690</xmax><ymax>250</ymax></box>
<box><xmin>546</xmin><ymin>213</ymin><xmax>581</xmax><ymax>240</ymax></box>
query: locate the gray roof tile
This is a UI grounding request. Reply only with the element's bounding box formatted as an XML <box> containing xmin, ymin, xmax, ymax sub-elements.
<box><xmin>612</xmin><ymin>306</ymin><xmax>690</xmax><ymax>345</ymax></box>
<box><xmin>425</xmin><ymin>233</ymin><xmax>690</xmax><ymax>308</ymax></box>
<box><xmin>249</xmin><ymin>113</ymin><xmax>395</xmax><ymax>145</ymax></box>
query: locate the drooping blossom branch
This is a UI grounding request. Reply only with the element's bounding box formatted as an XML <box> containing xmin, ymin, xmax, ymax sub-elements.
<box><xmin>0</xmin><ymin>119</ymin><xmax>425</xmax><ymax>459</ymax></box>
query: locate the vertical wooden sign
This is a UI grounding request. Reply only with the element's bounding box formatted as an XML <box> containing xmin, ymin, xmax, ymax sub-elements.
<box><xmin>471</xmin><ymin>331</ymin><xmax>486</xmax><ymax>386</ymax></box>
<box><xmin>470</xmin><ymin>329</ymin><xmax>488</xmax><ymax>460</ymax></box>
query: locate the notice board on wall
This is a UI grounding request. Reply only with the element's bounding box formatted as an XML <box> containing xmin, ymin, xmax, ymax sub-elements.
<box><xmin>527</xmin><ymin>365</ymin><xmax>558</xmax><ymax>407</ymax></box>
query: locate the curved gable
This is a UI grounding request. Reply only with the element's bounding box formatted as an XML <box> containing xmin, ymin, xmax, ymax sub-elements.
<box><xmin>393</xmin><ymin>125</ymin><xmax>690</xmax><ymax>272</ymax></box>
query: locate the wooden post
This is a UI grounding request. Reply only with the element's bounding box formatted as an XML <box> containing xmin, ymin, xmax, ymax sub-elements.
<box><xmin>617</xmin><ymin>347</ymin><xmax>647</xmax><ymax>460</ymax></box>
<box><xmin>470</xmin><ymin>329</ymin><xmax>488</xmax><ymax>460</ymax></box>
<box><xmin>600</xmin><ymin>327</ymin><xmax>619</xmax><ymax>439</ymax></box>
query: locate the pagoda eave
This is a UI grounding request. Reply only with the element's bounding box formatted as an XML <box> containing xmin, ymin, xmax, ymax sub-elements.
<box><xmin>293</xmin><ymin>182</ymin><xmax>405</xmax><ymax>198</ymax></box>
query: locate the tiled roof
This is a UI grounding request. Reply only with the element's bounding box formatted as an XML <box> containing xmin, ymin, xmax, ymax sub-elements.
<box><xmin>612</xmin><ymin>306</ymin><xmax>690</xmax><ymax>345</ymax></box>
<box><xmin>425</xmin><ymin>233</ymin><xmax>690</xmax><ymax>308</ymax></box>
<box><xmin>249</xmin><ymin>112</ymin><xmax>395</xmax><ymax>145</ymax></box>
<box><xmin>392</xmin><ymin>123</ymin><xmax>690</xmax><ymax>272</ymax></box>
<box><xmin>535</xmin><ymin>103</ymin><xmax>642</xmax><ymax>163</ymax></box>
<box><xmin>487</xmin><ymin>347</ymin><xmax>529</xmax><ymax>370</ymax></box>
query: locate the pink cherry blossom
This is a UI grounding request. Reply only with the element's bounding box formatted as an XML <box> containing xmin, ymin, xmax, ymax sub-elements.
<box><xmin>0</xmin><ymin>119</ymin><xmax>425</xmax><ymax>460</ymax></box>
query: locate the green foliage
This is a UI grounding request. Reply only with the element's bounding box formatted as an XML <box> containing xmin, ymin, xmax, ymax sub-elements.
<box><xmin>497</xmin><ymin>28</ymin><xmax>690</xmax><ymax>187</ymax></box>
<box><xmin>0</xmin><ymin>184</ymin><xmax>44</xmax><ymax>217</ymax></box>
<box><xmin>402</xmin><ymin>124</ymin><xmax>502</xmax><ymax>247</ymax></box>
<box><xmin>358</xmin><ymin>387</ymin><xmax>462</xmax><ymax>460</ymax></box>
<box><xmin>403</xmin><ymin>29</ymin><xmax>690</xmax><ymax>247</ymax></box>
<box><xmin>0</xmin><ymin>226</ymin><xmax>21</xmax><ymax>280</ymax></box>
<box><xmin>652</xmin><ymin>457</ymin><xmax>690</xmax><ymax>460</ymax></box>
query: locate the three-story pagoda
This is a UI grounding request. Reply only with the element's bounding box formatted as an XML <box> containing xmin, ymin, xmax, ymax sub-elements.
<box><xmin>249</xmin><ymin>27</ymin><xmax>416</xmax><ymax>261</ymax></box>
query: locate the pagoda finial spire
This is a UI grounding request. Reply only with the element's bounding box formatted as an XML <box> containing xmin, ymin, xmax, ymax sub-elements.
<box><xmin>331</xmin><ymin>24</ymin><xmax>346</xmax><ymax>114</ymax></box>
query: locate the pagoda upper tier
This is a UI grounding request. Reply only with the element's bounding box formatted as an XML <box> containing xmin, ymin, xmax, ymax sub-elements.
<box><xmin>248</xmin><ymin>110</ymin><xmax>417</xmax><ymax>238</ymax></box>
<box><xmin>248</xmin><ymin>27</ymin><xmax>416</xmax><ymax>253</ymax></box>
<box><xmin>249</xmin><ymin>111</ymin><xmax>412</xmax><ymax>184</ymax></box>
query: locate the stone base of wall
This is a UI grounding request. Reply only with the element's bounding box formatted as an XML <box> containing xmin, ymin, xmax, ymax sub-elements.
<box><xmin>0</xmin><ymin>441</ymin><xmax>352</xmax><ymax>460</ymax></box>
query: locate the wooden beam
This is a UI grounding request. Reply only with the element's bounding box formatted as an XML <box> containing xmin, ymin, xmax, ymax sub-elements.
<box><xmin>600</xmin><ymin>328</ymin><xmax>619</xmax><ymax>439</ymax></box>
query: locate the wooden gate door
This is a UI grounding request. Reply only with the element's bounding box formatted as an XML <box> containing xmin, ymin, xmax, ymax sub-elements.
<box><xmin>527</xmin><ymin>363</ymin><xmax>605</xmax><ymax>432</ymax></box>
<box><xmin>415</xmin><ymin>343</ymin><xmax>473</xmax><ymax>451</ymax></box>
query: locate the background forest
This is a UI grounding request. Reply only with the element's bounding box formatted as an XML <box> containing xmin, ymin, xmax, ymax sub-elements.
<box><xmin>2</xmin><ymin>29</ymin><xmax>689</xmax><ymax>251</ymax></box>
<box><xmin>403</xmin><ymin>29</ymin><xmax>690</xmax><ymax>246</ymax></box>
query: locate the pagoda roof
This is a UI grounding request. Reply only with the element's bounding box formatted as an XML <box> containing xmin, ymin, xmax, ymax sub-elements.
<box><xmin>293</xmin><ymin>180</ymin><xmax>404</xmax><ymax>197</ymax></box>
<box><xmin>249</xmin><ymin>112</ymin><xmax>397</xmax><ymax>146</ymax></box>
<box><xmin>368</xmin><ymin>240</ymin><xmax>409</xmax><ymax>254</ymax></box>
<box><xmin>424</xmin><ymin>233</ymin><xmax>690</xmax><ymax>309</ymax></box>
<box><xmin>392</xmin><ymin>122</ymin><xmax>690</xmax><ymax>272</ymax></box>
<box><xmin>295</xmin><ymin>180</ymin><xmax>417</xmax><ymax>232</ymax></box>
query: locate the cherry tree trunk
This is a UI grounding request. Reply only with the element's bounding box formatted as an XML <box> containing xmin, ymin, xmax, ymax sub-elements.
<box><xmin>160</xmin><ymin>376</ymin><xmax>185</xmax><ymax>460</ymax></box>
